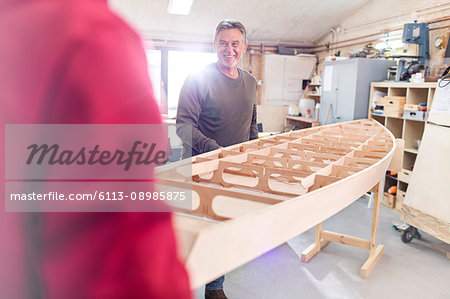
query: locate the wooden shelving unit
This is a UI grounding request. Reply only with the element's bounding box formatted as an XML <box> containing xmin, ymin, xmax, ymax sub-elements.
<box><xmin>368</xmin><ymin>82</ymin><xmax>436</xmax><ymax>211</ymax></box>
<box><xmin>305</xmin><ymin>83</ymin><xmax>321</xmax><ymax>102</ymax></box>
<box><xmin>286</xmin><ymin>83</ymin><xmax>321</xmax><ymax>130</ymax></box>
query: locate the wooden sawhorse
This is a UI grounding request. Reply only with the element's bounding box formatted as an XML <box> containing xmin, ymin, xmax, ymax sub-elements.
<box><xmin>300</xmin><ymin>181</ymin><xmax>384</xmax><ymax>278</ymax></box>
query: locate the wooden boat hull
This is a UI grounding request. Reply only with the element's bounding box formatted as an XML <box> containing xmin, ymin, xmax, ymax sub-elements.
<box><xmin>158</xmin><ymin>119</ymin><xmax>400</xmax><ymax>288</ymax></box>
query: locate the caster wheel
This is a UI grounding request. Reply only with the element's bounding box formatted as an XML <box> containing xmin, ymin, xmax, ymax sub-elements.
<box><xmin>401</xmin><ymin>226</ymin><xmax>415</xmax><ymax>243</ymax></box>
<box><xmin>414</xmin><ymin>230</ymin><xmax>422</xmax><ymax>240</ymax></box>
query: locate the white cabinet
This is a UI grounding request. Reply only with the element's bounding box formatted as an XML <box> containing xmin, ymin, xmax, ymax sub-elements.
<box><xmin>262</xmin><ymin>54</ymin><xmax>316</xmax><ymax>105</ymax></box>
<box><xmin>320</xmin><ymin>58</ymin><xmax>395</xmax><ymax>124</ymax></box>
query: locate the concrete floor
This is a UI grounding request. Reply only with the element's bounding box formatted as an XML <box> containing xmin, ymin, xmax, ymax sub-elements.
<box><xmin>194</xmin><ymin>198</ymin><xmax>450</xmax><ymax>299</ymax></box>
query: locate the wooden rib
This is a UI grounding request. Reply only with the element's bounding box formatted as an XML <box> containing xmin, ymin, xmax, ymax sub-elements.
<box><xmin>165</xmin><ymin>180</ymin><xmax>286</xmax><ymax>220</ymax></box>
<box><xmin>265</xmin><ymin>167</ymin><xmax>311</xmax><ymax>180</ymax></box>
<box><xmin>288</xmin><ymin>143</ymin><xmax>320</xmax><ymax>152</ymax></box>
<box><xmin>354</xmin><ymin>150</ymin><xmax>387</xmax><ymax>159</ymax></box>
<box><xmin>218</xmin><ymin>161</ymin><xmax>263</xmax><ymax>187</ymax></box>
<box><xmin>328</xmin><ymin>140</ymin><xmax>361</xmax><ymax>148</ymax></box>
<box><xmin>367</xmin><ymin>140</ymin><xmax>393</xmax><ymax>147</ymax></box>
<box><xmin>288</xmin><ymin>129</ymin><xmax>320</xmax><ymax>138</ymax></box>
<box><xmin>270</xmin><ymin>148</ymin><xmax>306</xmax><ymax>159</ymax></box>
<box><xmin>301</xmin><ymin>139</ymin><xmax>333</xmax><ymax>147</ymax></box>
<box><xmin>218</xmin><ymin>149</ymin><xmax>242</xmax><ymax>158</ymax></box>
<box><xmin>193</xmin><ymin>157</ymin><xmax>214</xmax><ymax>163</ymax></box>
<box><xmin>344</xmin><ymin>156</ymin><xmax>378</xmax><ymax>167</ymax></box>
<box><xmin>287</xmin><ymin>160</ymin><xmax>329</xmax><ymax>172</ymax></box>
<box><xmin>219</xmin><ymin>161</ymin><xmax>308</xmax><ymax>197</ymax></box>
<box><xmin>245</xmin><ymin>153</ymin><xmax>329</xmax><ymax>173</ymax></box>
<box><xmin>239</xmin><ymin>143</ymin><xmax>262</xmax><ymax>152</ymax></box>
<box><xmin>305</xmin><ymin>152</ymin><xmax>343</xmax><ymax>163</ymax></box>
<box><xmin>274</xmin><ymin>135</ymin><xmax>298</xmax><ymax>142</ymax></box>
<box><xmin>361</xmin><ymin>145</ymin><xmax>391</xmax><ymax>153</ymax></box>
<box><xmin>289</xmin><ymin>143</ymin><xmax>352</xmax><ymax>156</ymax></box>
<box><xmin>245</xmin><ymin>153</ymin><xmax>288</xmax><ymax>168</ymax></box>
<box><xmin>310</xmin><ymin>135</ymin><xmax>361</xmax><ymax>145</ymax></box>
<box><xmin>308</xmin><ymin>175</ymin><xmax>341</xmax><ymax>192</ymax></box>
<box><xmin>331</xmin><ymin>165</ymin><xmax>364</xmax><ymax>178</ymax></box>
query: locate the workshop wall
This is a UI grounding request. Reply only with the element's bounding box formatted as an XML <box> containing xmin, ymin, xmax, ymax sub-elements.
<box><xmin>240</xmin><ymin>52</ymin><xmax>290</xmax><ymax>133</ymax></box>
<box><xmin>249</xmin><ymin>1</ymin><xmax>450</xmax><ymax>131</ymax></box>
<box><xmin>312</xmin><ymin>0</ymin><xmax>450</xmax><ymax>73</ymax></box>
<box><xmin>241</xmin><ymin>51</ymin><xmax>264</xmax><ymax>103</ymax></box>
<box><xmin>146</xmin><ymin>1</ymin><xmax>450</xmax><ymax>130</ymax></box>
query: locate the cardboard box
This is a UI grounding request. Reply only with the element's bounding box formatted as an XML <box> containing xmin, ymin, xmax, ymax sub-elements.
<box><xmin>376</xmin><ymin>96</ymin><xmax>407</xmax><ymax>117</ymax></box>
<box><xmin>403</xmin><ymin>110</ymin><xmax>426</xmax><ymax>120</ymax></box>
<box><xmin>375</xmin><ymin>96</ymin><xmax>406</xmax><ymax>105</ymax></box>
<box><xmin>383</xmin><ymin>192</ymin><xmax>395</xmax><ymax>209</ymax></box>
<box><xmin>398</xmin><ymin>169</ymin><xmax>412</xmax><ymax>183</ymax></box>
<box><xmin>404</xmin><ymin>104</ymin><xmax>419</xmax><ymax>111</ymax></box>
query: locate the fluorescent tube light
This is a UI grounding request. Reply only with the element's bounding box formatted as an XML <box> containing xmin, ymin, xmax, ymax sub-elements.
<box><xmin>168</xmin><ymin>0</ymin><xmax>194</xmax><ymax>15</ymax></box>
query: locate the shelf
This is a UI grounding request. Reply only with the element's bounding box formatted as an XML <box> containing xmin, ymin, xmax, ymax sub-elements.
<box><xmin>371</xmin><ymin>82</ymin><xmax>437</xmax><ymax>88</ymax></box>
<box><xmin>398</xmin><ymin>181</ymin><xmax>408</xmax><ymax>192</ymax></box>
<box><xmin>404</xmin><ymin>120</ymin><xmax>424</xmax><ymax>149</ymax></box>
<box><xmin>386</xmin><ymin>115</ymin><xmax>404</xmax><ymax>120</ymax></box>
<box><xmin>371</xmin><ymin>113</ymin><xmax>403</xmax><ymax>120</ymax></box>
<box><xmin>406</xmin><ymin>87</ymin><xmax>428</xmax><ymax>105</ymax></box>
<box><xmin>404</xmin><ymin>118</ymin><xmax>425</xmax><ymax>123</ymax></box>
<box><xmin>371</xmin><ymin>113</ymin><xmax>385</xmax><ymax>118</ymax></box>
<box><xmin>368</xmin><ymin>82</ymin><xmax>437</xmax><ymax>211</ymax></box>
<box><xmin>403</xmin><ymin>151</ymin><xmax>416</xmax><ymax>171</ymax></box>
<box><xmin>398</xmin><ymin>177</ymin><xmax>409</xmax><ymax>183</ymax></box>
<box><xmin>285</xmin><ymin>116</ymin><xmax>318</xmax><ymax>124</ymax></box>
<box><xmin>386</xmin><ymin>117</ymin><xmax>403</xmax><ymax>138</ymax></box>
<box><xmin>388</xmin><ymin>87</ymin><xmax>407</xmax><ymax>97</ymax></box>
<box><xmin>404</xmin><ymin>148</ymin><xmax>419</xmax><ymax>154</ymax></box>
<box><xmin>371</xmin><ymin>114</ymin><xmax>385</xmax><ymax>126</ymax></box>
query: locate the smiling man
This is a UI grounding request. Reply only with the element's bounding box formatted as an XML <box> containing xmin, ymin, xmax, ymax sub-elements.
<box><xmin>176</xmin><ymin>19</ymin><xmax>258</xmax><ymax>299</ymax></box>
<box><xmin>176</xmin><ymin>19</ymin><xmax>258</xmax><ymax>160</ymax></box>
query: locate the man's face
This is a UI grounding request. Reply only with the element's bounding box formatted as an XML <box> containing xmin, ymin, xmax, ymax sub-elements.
<box><xmin>214</xmin><ymin>28</ymin><xmax>247</xmax><ymax>70</ymax></box>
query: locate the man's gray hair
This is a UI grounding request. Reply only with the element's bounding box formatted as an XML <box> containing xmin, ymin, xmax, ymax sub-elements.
<box><xmin>213</xmin><ymin>19</ymin><xmax>248</xmax><ymax>44</ymax></box>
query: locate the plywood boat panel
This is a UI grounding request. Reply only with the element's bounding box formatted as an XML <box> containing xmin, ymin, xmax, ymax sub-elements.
<box><xmin>182</xmin><ymin>160</ymin><xmax>389</xmax><ymax>286</ymax></box>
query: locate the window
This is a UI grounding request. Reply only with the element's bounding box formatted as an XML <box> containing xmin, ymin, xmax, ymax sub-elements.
<box><xmin>167</xmin><ymin>50</ymin><xmax>216</xmax><ymax>118</ymax></box>
<box><xmin>145</xmin><ymin>48</ymin><xmax>216</xmax><ymax>118</ymax></box>
<box><xmin>145</xmin><ymin>50</ymin><xmax>162</xmax><ymax>106</ymax></box>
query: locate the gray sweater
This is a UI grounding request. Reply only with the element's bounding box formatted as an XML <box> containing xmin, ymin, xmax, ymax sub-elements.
<box><xmin>176</xmin><ymin>63</ymin><xmax>258</xmax><ymax>158</ymax></box>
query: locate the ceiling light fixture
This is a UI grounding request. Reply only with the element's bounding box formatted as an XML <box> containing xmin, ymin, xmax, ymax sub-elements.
<box><xmin>168</xmin><ymin>0</ymin><xmax>194</xmax><ymax>15</ymax></box>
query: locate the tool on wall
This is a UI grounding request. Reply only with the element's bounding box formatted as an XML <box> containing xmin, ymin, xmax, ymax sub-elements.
<box><xmin>395</xmin><ymin>22</ymin><xmax>430</xmax><ymax>81</ymax></box>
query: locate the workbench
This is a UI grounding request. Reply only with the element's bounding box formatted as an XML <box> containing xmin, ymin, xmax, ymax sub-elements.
<box><xmin>285</xmin><ymin>115</ymin><xmax>319</xmax><ymax>129</ymax></box>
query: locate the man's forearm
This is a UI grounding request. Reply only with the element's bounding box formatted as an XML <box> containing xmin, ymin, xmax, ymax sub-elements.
<box><xmin>176</xmin><ymin>123</ymin><xmax>220</xmax><ymax>154</ymax></box>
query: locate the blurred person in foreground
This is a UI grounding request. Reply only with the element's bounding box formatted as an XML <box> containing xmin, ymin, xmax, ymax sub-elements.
<box><xmin>0</xmin><ymin>0</ymin><xmax>191</xmax><ymax>298</ymax></box>
<box><xmin>176</xmin><ymin>19</ymin><xmax>258</xmax><ymax>299</ymax></box>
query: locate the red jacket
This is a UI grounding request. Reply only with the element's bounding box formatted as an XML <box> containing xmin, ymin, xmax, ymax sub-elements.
<box><xmin>0</xmin><ymin>0</ymin><xmax>191</xmax><ymax>298</ymax></box>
